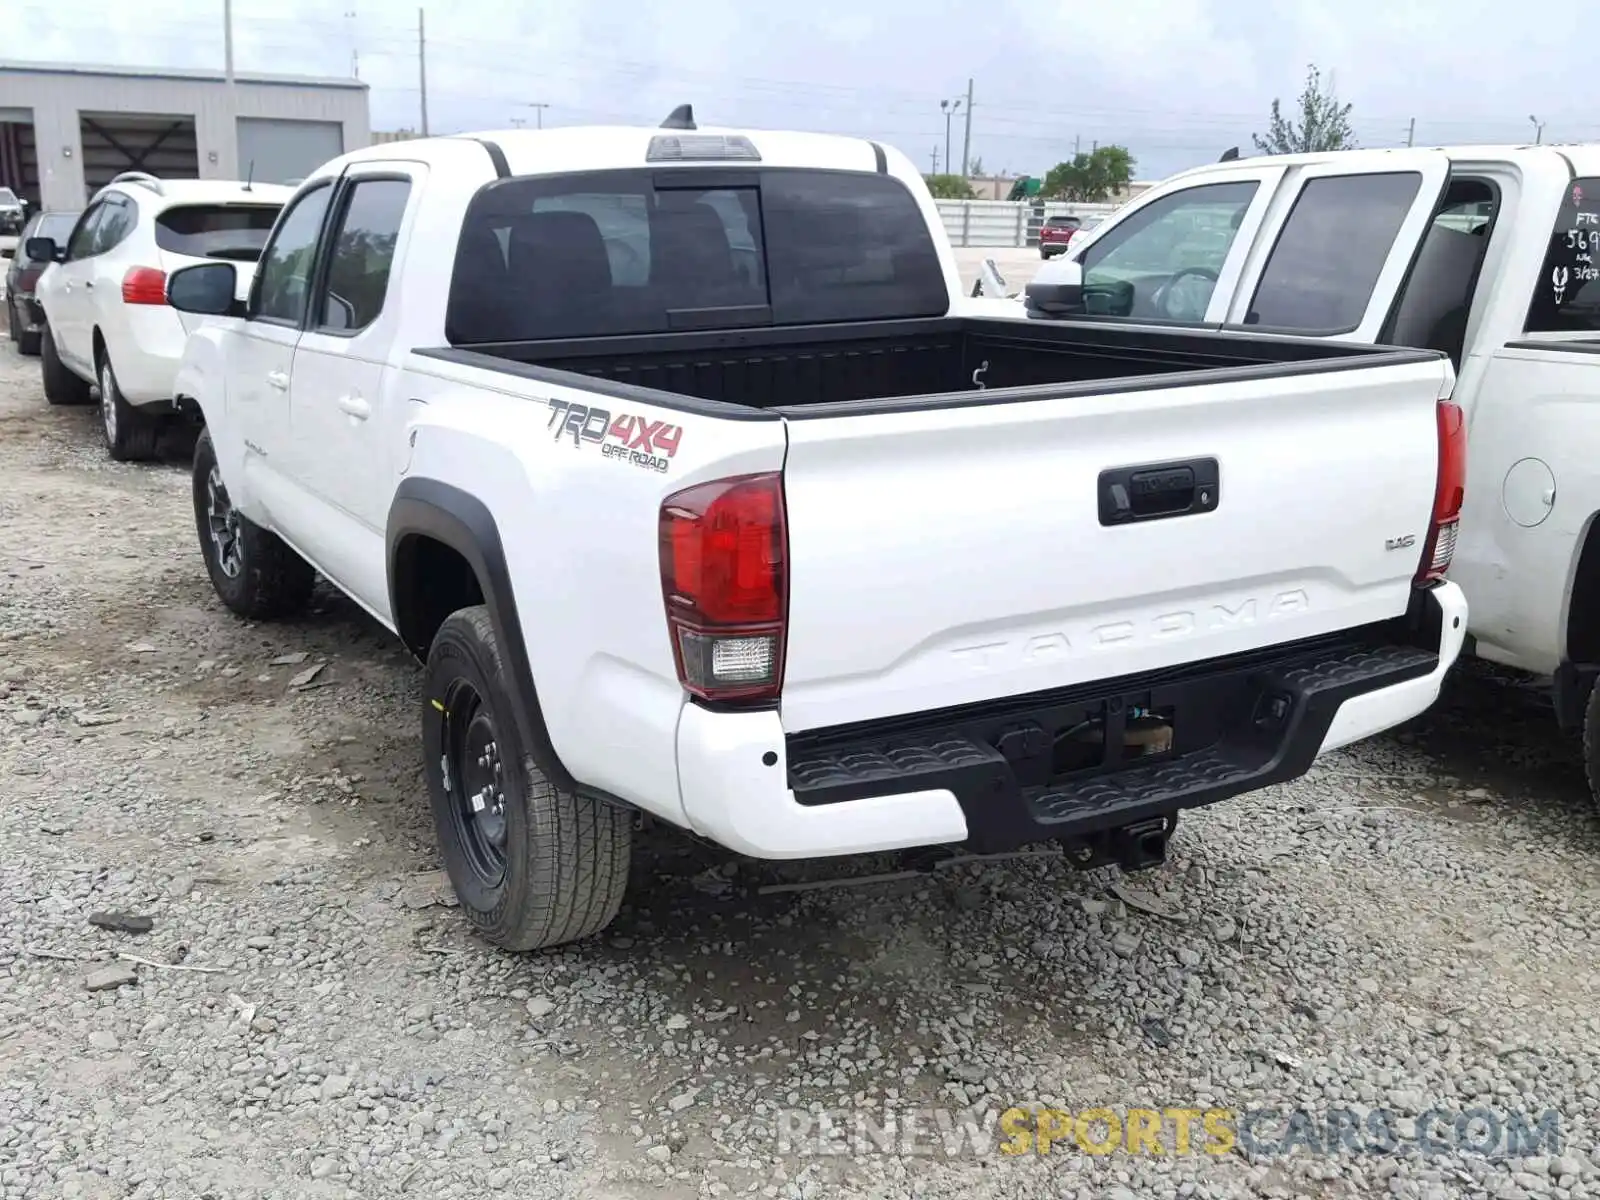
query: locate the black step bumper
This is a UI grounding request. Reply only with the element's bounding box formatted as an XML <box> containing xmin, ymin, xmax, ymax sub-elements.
<box><xmin>785</xmin><ymin>619</ymin><xmax>1441</xmax><ymax>855</ymax></box>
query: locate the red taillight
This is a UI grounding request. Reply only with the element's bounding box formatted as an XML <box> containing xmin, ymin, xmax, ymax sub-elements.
<box><xmin>1416</xmin><ymin>400</ymin><xmax>1466</xmax><ymax>585</ymax></box>
<box><xmin>659</xmin><ymin>472</ymin><xmax>788</xmax><ymax>704</ymax></box>
<box><xmin>121</xmin><ymin>266</ymin><xmax>168</xmax><ymax>306</ymax></box>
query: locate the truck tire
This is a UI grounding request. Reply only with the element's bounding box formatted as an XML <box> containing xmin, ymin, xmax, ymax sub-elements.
<box><xmin>423</xmin><ymin>606</ymin><xmax>632</xmax><ymax>951</ymax></box>
<box><xmin>41</xmin><ymin>326</ymin><xmax>92</xmax><ymax>406</ymax></box>
<box><xmin>191</xmin><ymin>429</ymin><xmax>316</xmax><ymax>619</ymax></box>
<box><xmin>98</xmin><ymin>353</ymin><xmax>160</xmax><ymax>463</ymax></box>
<box><xmin>1583</xmin><ymin>682</ymin><xmax>1600</xmax><ymax>814</ymax></box>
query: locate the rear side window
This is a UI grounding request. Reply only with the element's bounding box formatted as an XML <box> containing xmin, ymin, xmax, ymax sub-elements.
<box><xmin>444</xmin><ymin>168</ymin><xmax>947</xmax><ymax>343</ymax></box>
<box><xmin>1247</xmin><ymin>172</ymin><xmax>1422</xmax><ymax>333</ymax></box>
<box><xmin>1525</xmin><ymin>178</ymin><xmax>1600</xmax><ymax>332</ymax></box>
<box><xmin>156</xmin><ymin>204</ymin><xmax>283</xmax><ymax>262</ymax></box>
<box><xmin>93</xmin><ymin>196</ymin><xmax>139</xmax><ymax>255</ymax></box>
<box><xmin>316</xmin><ymin>178</ymin><xmax>411</xmax><ymax>333</ymax></box>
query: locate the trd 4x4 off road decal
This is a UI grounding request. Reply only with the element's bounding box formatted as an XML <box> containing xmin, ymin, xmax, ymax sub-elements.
<box><xmin>545</xmin><ymin>399</ymin><xmax>683</xmax><ymax>474</ymax></box>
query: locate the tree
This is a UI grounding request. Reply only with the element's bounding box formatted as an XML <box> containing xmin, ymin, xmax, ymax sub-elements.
<box><xmin>1042</xmin><ymin>145</ymin><xmax>1136</xmax><ymax>203</ymax></box>
<box><xmin>925</xmin><ymin>174</ymin><xmax>976</xmax><ymax>200</ymax></box>
<box><xmin>968</xmin><ymin>156</ymin><xmax>985</xmax><ymax>177</ymax></box>
<box><xmin>1253</xmin><ymin>64</ymin><xmax>1356</xmax><ymax>155</ymax></box>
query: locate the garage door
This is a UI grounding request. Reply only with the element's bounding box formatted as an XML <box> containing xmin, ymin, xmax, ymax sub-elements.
<box><xmin>236</xmin><ymin>118</ymin><xmax>344</xmax><ymax>185</ymax></box>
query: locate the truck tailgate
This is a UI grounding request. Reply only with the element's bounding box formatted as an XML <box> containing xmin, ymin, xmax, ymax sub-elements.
<box><xmin>777</xmin><ymin>354</ymin><xmax>1453</xmax><ymax>732</ymax></box>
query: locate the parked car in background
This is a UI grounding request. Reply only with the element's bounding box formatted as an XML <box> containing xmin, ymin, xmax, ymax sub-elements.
<box><xmin>1025</xmin><ymin>144</ymin><xmax>1600</xmax><ymax>808</ymax></box>
<box><xmin>165</xmin><ymin>118</ymin><xmax>1464</xmax><ymax>952</ymax></box>
<box><xmin>6</xmin><ymin>209</ymin><xmax>80</xmax><ymax>356</ymax></box>
<box><xmin>0</xmin><ymin>186</ymin><xmax>26</xmax><ymax>235</ymax></box>
<box><xmin>1038</xmin><ymin>213</ymin><xmax>1082</xmax><ymax>258</ymax></box>
<box><xmin>27</xmin><ymin>171</ymin><xmax>291</xmax><ymax>461</ymax></box>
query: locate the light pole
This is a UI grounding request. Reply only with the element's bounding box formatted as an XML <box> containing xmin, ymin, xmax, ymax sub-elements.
<box><xmin>940</xmin><ymin>97</ymin><xmax>963</xmax><ymax>176</ymax></box>
<box><xmin>1530</xmin><ymin>115</ymin><xmax>1546</xmax><ymax>145</ymax></box>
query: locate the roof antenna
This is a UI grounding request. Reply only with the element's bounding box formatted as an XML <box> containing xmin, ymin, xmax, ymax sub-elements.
<box><xmin>243</xmin><ymin>159</ymin><xmax>254</xmax><ymax>191</ymax></box>
<box><xmin>660</xmin><ymin>104</ymin><xmax>696</xmax><ymax>131</ymax></box>
<box><xmin>1218</xmin><ymin>146</ymin><xmax>1240</xmax><ymax>162</ymax></box>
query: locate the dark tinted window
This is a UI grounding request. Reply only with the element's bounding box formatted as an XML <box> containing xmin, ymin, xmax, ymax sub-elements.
<box><xmin>253</xmin><ymin>183</ymin><xmax>333</xmax><ymax>325</ymax></box>
<box><xmin>445</xmin><ymin>168</ymin><xmax>947</xmax><ymax>343</ymax></box>
<box><xmin>316</xmin><ymin>178</ymin><xmax>410</xmax><ymax>332</ymax></box>
<box><xmin>1043</xmin><ymin>215</ymin><xmax>1080</xmax><ymax>228</ymax></box>
<box><xmin>1525</xmin><ymin>177</ymin><xmax>1600</xmax><ymax>332</ymax></box>
<box><xmin>94</xmin><ymin>196</ymin><xmax>138</xmax><ymax>254</ymax></box>
<box><xmin>65</xmin><ymin>203</ymin><xmax>106</xmax><ymax>261</ymax></box>
<box><xmin>156</xmin><ymin>204</ymin><xmax>284</xmax><ymax>262</ymax></box>
<box><xmin>1386</xmin><ymin>179</ymin><xmax>1497</xmax><ymax>362</ymax></box>
<box><xmin>1247</xmin><ymin>172</ymin><xmax>1421</xmax><ymax>332</ymax></box>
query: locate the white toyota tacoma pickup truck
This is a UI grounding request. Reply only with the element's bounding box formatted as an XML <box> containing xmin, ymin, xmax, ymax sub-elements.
<box><xmin>164</xmin><ymin>111</ymin><xmax>1467</xmax><ymax>951</ymax></box>
<box><xmin>1023</xmin><ymin>143</ymin><xmax>1600</xmax><ymax>805</ymax></box>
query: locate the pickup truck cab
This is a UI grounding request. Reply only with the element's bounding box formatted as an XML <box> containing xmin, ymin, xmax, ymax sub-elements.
<box><xmin>164</xmin><ymin>113</ymin><xmax>1466</xmax><ymax>951</ymax></box>
<box><xmin>1027</xmin><ymin>144</ymin><xmax>1600</xmax><ymax>805</ymax></box>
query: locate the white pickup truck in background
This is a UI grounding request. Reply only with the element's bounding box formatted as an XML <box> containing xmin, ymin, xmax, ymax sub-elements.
<box><xmin>1026</xmin><ymin>144</ymin><xmax>1600</xmax><ymax>806</ymax></box>
<box><xmin>163</xmin><ymin>112</ymin><xmax>1466</xmax><ymax>951</ymax></box>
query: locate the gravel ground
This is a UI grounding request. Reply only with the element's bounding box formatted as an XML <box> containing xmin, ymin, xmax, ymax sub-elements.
<box><xmin>2</xmin><ymin>333</ymin><xmax>1600</xmax><ymax>1200</ymax></box>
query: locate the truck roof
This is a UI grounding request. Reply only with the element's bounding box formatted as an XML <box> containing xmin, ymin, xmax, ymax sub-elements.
<box><xmin>323</xmin><ymin>123</ymin><xmax>899</xmax><ymax>182</ymax></box>
<box><xmin>1164</xmin><ymin>143</ymin><xmax>1600</xmax><ymax>185</ymax></box>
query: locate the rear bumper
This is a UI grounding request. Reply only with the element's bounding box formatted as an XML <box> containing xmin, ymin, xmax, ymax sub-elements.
<box><xmin>108</xmin><ymin>309</ymin><xmax>189</xmax><ymax>406</ymax></box>
<box><xmin>676</xmin><ymin>582</ymin><xmax>1466</xmax><ymax>859</ymax></box>
<box><xmin>12</xmin><ymin>296</ymin><xmax>44</xmax><ymax>335</ymax></box>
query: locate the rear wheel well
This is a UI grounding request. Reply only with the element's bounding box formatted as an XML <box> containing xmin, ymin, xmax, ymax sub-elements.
<box><xmin>92</xmin><ymin>327</ymin><xmax>106</xmax><ymax>369</ymax></box>
<box><xmin>1569</xmin><ymin>516</ymin><xmax>1600</xmax><ymax>666</ymax></box>
<box><xmin>392</xmin><ymin>534</ymin><xmax>485</xmax><ymax>659</ymax></box>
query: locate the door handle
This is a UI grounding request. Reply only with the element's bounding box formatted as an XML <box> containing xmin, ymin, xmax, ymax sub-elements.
<box><xmin>266</xmin><ymin>370</ymin><xmax>289</xmax><ymax>391</ymax></box>
<box><xmin>84</xmin><ymin>280</ymin><xmax>94</xmax><ymax>290</ymax></box>
<box><xmin>1098</xmin><ymin>458</ymin><xmax>1221</xmax><ymax>526</ymax></box>
<box><xmin>337</xmin><ymin>395</ymin><xmax>371</xmax><ymax>420</ymax></box>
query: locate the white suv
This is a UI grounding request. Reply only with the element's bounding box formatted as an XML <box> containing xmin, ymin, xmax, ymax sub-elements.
<box><xmin>30</xmin><ymin>172</ymin><xmax>291</xmax><ymax>461</ymax></box>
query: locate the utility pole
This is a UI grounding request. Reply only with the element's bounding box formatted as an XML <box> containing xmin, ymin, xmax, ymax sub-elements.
<box><xmin>940</xmin><ymin>97</ymin><xmax>962</xmax><ymax>182</ymax></box>
<box><xmin>960</xmin><ymin>78</ymin><xmax>974</xmax><ymax>179</ymax></box>
<box><xmin>930</xmin><ymin>145</ymin><xmax>940</xmax><ymax>174</ymax></box>
<box><xmin>222</xmin><ymin>0</ymin><xmax>238</xmax><ymax>177</ymax></box>
<box><xmin>345</xmin><ymin>10</ymin><xmax>360</xmax><ymax>79</ymax></box>
<box><xmin>521</xmin><ymin>102</ymin><xmax>550</xmax><ymax>129</ymax></box>
<box><xmin>1074</xmin><ymin>134</ymin><xmax>1080</xmax><ymax>156</ymax></box>
<box><xmin>418</xmin><ymin>8</ymin><xmax>430</xmax><ymax>137</ymax></box>
<box><xmin>1405</xmin><ymin>117</ymin><xmax>1415</xmax><ymax>147</ymax></box>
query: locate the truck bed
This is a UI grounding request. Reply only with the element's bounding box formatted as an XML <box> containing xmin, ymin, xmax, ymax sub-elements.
<box><xmin>418</xmin><ymin>315</ymin><xmax>1419</xmax><ymax>417</ymax></box>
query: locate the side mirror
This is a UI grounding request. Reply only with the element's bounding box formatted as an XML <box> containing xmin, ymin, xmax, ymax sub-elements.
<box><xmin>168</xmin><ymin>261</ymin><xmax>243</xmax><ymax>317</ymax></box>
<box><xmin>1025</xmin><ymin>258</ymin><xmax>1085</xmax><ymax>318</ymax></box>
<box><xmin>24</xmin><ymin>236</ymin><xmax>61</xmax><ymax>263</ymax></box>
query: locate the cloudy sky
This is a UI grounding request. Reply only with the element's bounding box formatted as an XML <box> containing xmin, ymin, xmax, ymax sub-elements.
<box><xmin>10</xmin><ymin>0</ymin><xmax>1594</xmax><ymax>181</ymax></box>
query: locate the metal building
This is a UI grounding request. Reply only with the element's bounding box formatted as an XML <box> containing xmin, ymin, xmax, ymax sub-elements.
<box><xmin>0</xmin><ymin>60</ymin><xmax>370</xmax><ymax>211</ymax></box>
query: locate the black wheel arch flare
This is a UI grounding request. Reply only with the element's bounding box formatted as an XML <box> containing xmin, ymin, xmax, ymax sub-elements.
<box><xmin>387</xmin><ymin>476</ymin><xmax>590</xmax><ymax>797</ymax></box>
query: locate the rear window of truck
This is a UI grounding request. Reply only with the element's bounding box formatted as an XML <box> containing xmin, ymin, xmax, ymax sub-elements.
<box><xmin>155</xmin><ymin>204</ymin><xmax>283</xmax><ymax>262</ymax></box>
<box><xmin>1526</xmin><ymin>178</ymin><xmax>1600</xmax><ymax>332</ymax></box>
<box><xmin>444</xmin><ymin>168</ymin><xmax>948</xmax><ymax>343</ymax></box>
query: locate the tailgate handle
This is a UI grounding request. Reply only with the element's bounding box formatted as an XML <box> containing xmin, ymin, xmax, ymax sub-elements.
<box><xmin>1098</xmin><ymin>458</ymin><xmax>1220</xmax><ymax>526</ymax></box>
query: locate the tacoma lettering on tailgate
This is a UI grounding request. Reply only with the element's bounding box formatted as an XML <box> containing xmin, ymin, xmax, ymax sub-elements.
<box><xmin>950</xmin><ymin>591</ymin><xmax>1311</xmax><ymax>671</ymax></box>
<box><xmin>546</xmin><ymin>399</ymin><xmax>683</xmax><ymax>474</ymax></box>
